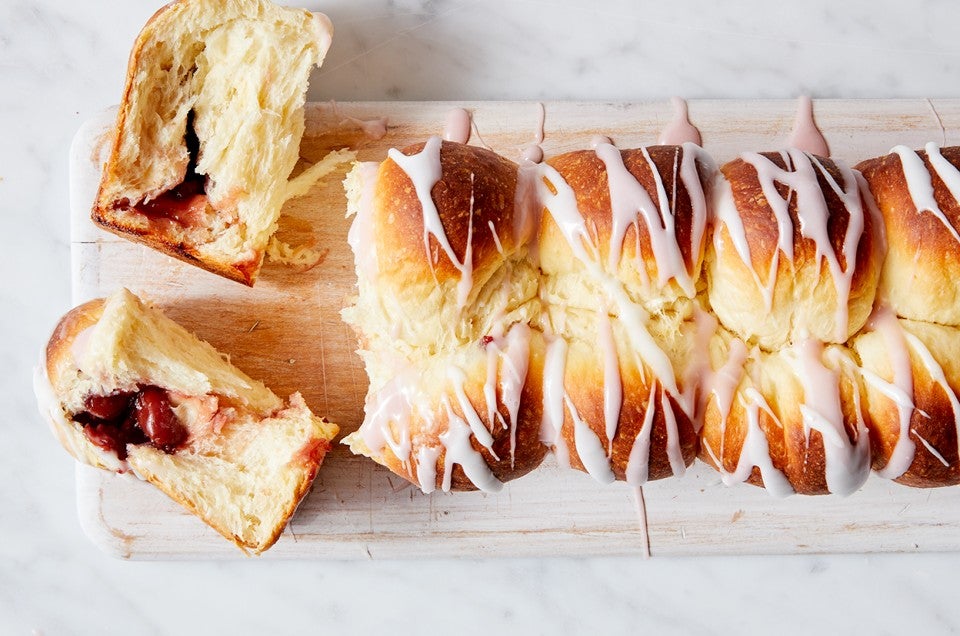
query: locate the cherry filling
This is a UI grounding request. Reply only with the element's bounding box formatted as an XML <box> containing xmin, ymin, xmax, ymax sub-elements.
<box><xmin>133</xmin><ymin>110</ymin><xmax>209</xmax><ymax>228</ymax></box>
<box><xmin>75</xmin><ymin>386</ymin><xmax>188</xmax><ymax>459</ymax></box>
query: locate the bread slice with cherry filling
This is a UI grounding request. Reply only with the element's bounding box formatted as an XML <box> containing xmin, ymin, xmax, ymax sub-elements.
<box><xmin>92</xmin><ymin>0</ymin><xmax>333</xmax><ymax>285</ymax></box>
<box><xmin>34</xmin><ymin>289</ymin><xmax>338</xmax><ymax>554</ymax></box>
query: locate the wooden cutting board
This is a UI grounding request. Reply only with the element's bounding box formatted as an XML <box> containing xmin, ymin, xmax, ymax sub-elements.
<box><xmin>71</xmin><ymin>99</ymin><xmax>960</xmax><ymax>559</ymax></box>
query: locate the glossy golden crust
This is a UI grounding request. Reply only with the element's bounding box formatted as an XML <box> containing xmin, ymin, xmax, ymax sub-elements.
<box><xmin>345</xmin><ymin>335</ymin><xmax>548</xmax><ymax>491</ymax></box>
<box><xmin>857</xmin><ymin>147</ymin><xmax>960</xmax><ymax>326</ymax></box>
<box><xmin>559</xmin><ymin>335</ymin><xmax>697</xmax><ymax>482</ymax></box>
<box><xmin>698</xmin><ymin>336</ymin><xmax>867</xmax><ymax>495</ymax></box>
<box><xmin>374</xmin><ymin>140</ymin><xmax>521</xmax><ymax>287</ymax></box>
<box><xmin>708</xmin><ymin>153</ymin><xmax>883</xmax><ymax>349</ymax></box>
<box><xmin>538</xmin><ymin>145</ymin><xmax>712</xmax><ymax>312</ymax></box>
<box><xmin>852</xmin><ymin>319</ymin><xmax>960</xmax><ymax>487</ymax></box>
<box><xmin>344</xmin><ymin>140</ymin><xmax>547</xmax><ymax>491</ymax></box>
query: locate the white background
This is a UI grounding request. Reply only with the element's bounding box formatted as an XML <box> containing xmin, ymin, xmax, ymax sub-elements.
<box><xmin>3</xmin><ymin>1</ymin><xmax>960</xmax><ymax>633</ymax></box>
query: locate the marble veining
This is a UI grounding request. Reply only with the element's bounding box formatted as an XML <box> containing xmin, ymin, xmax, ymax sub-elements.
<box><xmin>4</xmin><ymin>0</ymin><xmax>960</xmax><ymax>633</ymax></box>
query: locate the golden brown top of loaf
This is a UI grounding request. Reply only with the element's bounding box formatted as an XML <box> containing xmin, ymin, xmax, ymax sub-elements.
<box><xmin>857</xmin><ymin>144</ymin><xmax>960</xmax><ymax>326</ymax></box>
<box><xmin>538</xmin><ymin>144</ymin><xmax>714</xmax><ymax>316</ymax></box>
<box><xmin>343</xmin><ymin>139</ymin><xmax>539</xmax><ymax>361</ymax></box>
<box><xmin>708</xmin><ymin>150</ymin><xmax>884</xmax><ymax>350</ymax></box>
<box><xmin>376</xmin><ymin>139</ymin><xmax>522</xmax><ymax>285</ymax></box>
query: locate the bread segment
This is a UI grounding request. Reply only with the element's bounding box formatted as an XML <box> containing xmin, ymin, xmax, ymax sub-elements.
<box><xmin>37</xmin><ymin>289</ymin><xmax>338</xmax><ymax>553</ymax></box>
<box><xmin>342</xmin><ymin>139</ymin><xmax>547</xmax><ymax>492</ymax></box>
<box><xmin>92</xmin><ymin>0</ymin><xmax>334</xmax><ymax>285</ymax></box>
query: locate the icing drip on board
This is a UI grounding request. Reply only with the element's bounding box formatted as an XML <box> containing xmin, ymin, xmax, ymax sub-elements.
<box><xmin>443</xmin><ymin>108</ymin><xmax>472</xmax><ymax>144</ymax></box>
<box><xmin>330</xmin><ymin>101</ymin><xmax>388</xmax><ymax>139</ymax></box>
<box><xmin>658</xmin><ymin>97</ymin><xmax>702</xmax><ymax>147</ymax></box>
<box><xmin>787</xmin><ymin>96</ymin><xmax>830</xmax><ymax>157</ymax></box>
<box><xmin>631</xmin><ymin>486</ymin><xmax>652</xmax><ymax>559</ymax></box>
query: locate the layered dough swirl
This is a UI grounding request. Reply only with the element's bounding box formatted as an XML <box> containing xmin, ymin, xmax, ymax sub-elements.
<box><xmin>342</xmin><ymin>116</ymin><xmax>960</xmax><ymax>495</ymax></box>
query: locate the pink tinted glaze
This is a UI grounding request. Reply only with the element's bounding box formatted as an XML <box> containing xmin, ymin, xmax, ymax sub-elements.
<box><xmin>443</xmin><ymin>108</ymin><xmax>472</xmax><ymax>144</ymax></box>
<box><xmin>787</xmin><ymin>96</ymin><xmax>830</xmax><ymax>157</ymax></box>
<box><xmin>658</xmin><ymin>97</ymin><xmax>702</xmax><ymax>146</ymax></box>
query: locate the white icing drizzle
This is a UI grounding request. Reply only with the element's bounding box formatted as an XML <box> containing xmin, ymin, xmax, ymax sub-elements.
<box><xmin>722</xmin><ymin>149</ymin><xmax>866</xmax><ymax>340</ymax></box>
<box><xmin>631</xmin><ymin>486</ymin><xmax>652</xmax><ymax>559</ymax></box>
<box><xmin>448</xmin><ymin>366</ymin><xmax>498</xmax><ymax>459</ymax></box>
<box><xmin>790</xmin><ymin>339</ymin><xmax>870</xmax><ymax>495</ymax></box>
<box><xmin>540</xmin><ymin>331</ymin><xmax>619</xmax><ymax>482</ymax></box>
<box><xmin>534</xmin><ymin>102</ymin><xmax>546</xmax><ymax>144</ymax></box>
<box><xmin>443</xmin><ymin>108</ymin><xmax>472</xmax><ymax>144</ymax></box>
<box><xmin>902</xmin><ymin>330</ymin><xmax>960</xmax><ymax>469</ymax></box>
<box><xmin>359</xmin><ymin>373</ymin><xmax>422</xmax><ymax>466</ymax></box>
<box><xmin>590</xmin><ymin>135</ymin><xmax>613</xmax><ymax>149</ymax></box>
<box><xmin>540</xmin><ymin>335</ymin><xmax>570</xmax><ymax>467</ymax></box>
<box><xmin>915</xmin><ymin>433</ymin><xmax>950</xmax><ymax>467</ymax></box>
<box><xmin>566</xmin><ymin>394</ymin><xmax>616</xmax><ymax>483</ymax></box>
<box><xmin>594</xmin><ymin>142</ymin><xmax>709</xmax><ymax>297</ymax></box>
<box><xmin>482</xmin><ymin>323</ymin><xmax>533</xmax><ymax>468</ymax></box>
<box><xmin>439</xmin><ymin>395</ymin><xmax>503</xmax><ymax>493</ymax></box>
<box><xmin>598</xmin><ymin>312</ymin><xmax>623</xmax><ymax>454</ymax></box>
<box><xmin>787</xmin><ymin>96</ymin><xmax>830</xmax><ymax>157</ymax></box>
<box><xmin>537</xmin><ymin>162</ymin><xmax>679</xmax><ymax>395</ymax></box>
<box><xmin>501</xmin><ymin>324</ymin><xmax>532</xmax><ymax>468</ymax></box>
<box><xmin>387</xmin><ymin>137</ymin><xmax>475</xmax><ymax>309</ymax></box>
<box><xmin>702</xmin><ymin>338</ymin><xmax>795</xmax><ymax>496</ymax></box>
<box><xmin>415</xmin><ymin>445</ymin><xmax>442</xmax><ymax>494</ymax></box>
<box><xmin>661</xmin><ymin>393</ymin><xmax>686</xmax><ymax>477</ymax></box>
<box><xmin>658</xmin><ymin>97</ymin><xmax>702</xmax><ymax>147</ymax></box>
<box><xmin>624</xmin><ymin>385</ymin><xmax>658</xmax><ymax>486</ymax></box>
<box><xmin>891</xmin><ymin>143</ymin><xmax>960</xmax><ymax>245</ymax></box>
<box><xmin>359</xmin><ymin>360</ymin><xmax>509</xmax><ymax>493</ymax></box>
<box><xmin>682</xmin><ymin>307</ymin><xmax>719</xmax><ymax>423</ymax></box>
<box><xmin>861</xmin><ymin>309</ymin><xmax>917</xmax><ymax>480</ymax></box>
<box><xmin>514</xmin><ymin>153</ymin><xmax>542</xmax><ymax>247</ymax></box>
<box><xmin>488</xmin><ymin>220</ymin><xmax>504</xmax><ymax>254</ymax></box>
<box><xmin>483</xmin><ymin>338</ymin><xmax>501</xmax><ymax>431</ymax></box>
<box><xmin>521</xmin><ymin>144</ymin><xmax>544</xmax><ymax>164</ymax></box>
<box><xmin>726</xmin><ymin>387</ymin><xmax>794</xmax><ymax>497</ymax></box>
<box><xmin>536</xmin><ymin>145</ymin><xmax>716</xmax><ymax>482</ymax></box>
<box><xmin>69</xmin><ymin>326</ymin><xmax>95</xmax><ymax>367</ymax></box>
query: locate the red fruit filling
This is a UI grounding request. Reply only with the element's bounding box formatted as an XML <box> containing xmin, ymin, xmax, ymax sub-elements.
<box><xmin>133</xmin><ymin>109</ymin><xmax>209</xmax><ymax>228</ymax></box>
<box><xmin>75</xmin><ymin>386</ymin><xmax>188</xmax><ymax>459</ymax></box>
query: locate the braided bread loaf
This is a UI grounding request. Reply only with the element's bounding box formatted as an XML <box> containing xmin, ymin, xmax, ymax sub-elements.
<box><xmin>342</xmin><ymin>101</ymin><xmax>960</xmax><ymax>495</ymax></box>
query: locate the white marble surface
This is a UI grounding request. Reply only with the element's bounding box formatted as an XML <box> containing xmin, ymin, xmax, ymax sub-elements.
<box><xmin>4</xmin><ymin>0</ymin><xmax>960</xmax><ymax>633</ymax></box>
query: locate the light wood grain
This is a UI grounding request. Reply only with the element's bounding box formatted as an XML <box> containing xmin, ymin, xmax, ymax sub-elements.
<box><xmin>72</xmin><ymin>100</ymin><xmax>960</xmax><ymax>559</ymax></box>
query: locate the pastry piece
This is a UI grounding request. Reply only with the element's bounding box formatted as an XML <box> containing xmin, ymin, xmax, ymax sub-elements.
<box><xmin>92</xmin><ymin>0</ymin><xmax>333</xmax><ymax>285</ymax></box>
<box><xmin>707</xmin><ymin>150</ymin><xmax>884</xmax><ymax>350</ymax></box>
<box><xmin>857</xmin><ymin>144</ymin><xmax>960</xmax><ymax>326</ymax></box>
<box><xmin>850</xmin><ymin>310</ymin><xmax>960</xmax><ymax>487</ymax></box>
<box><xmin>698</xmin><ymin>328</ymin><xmax>871</xmax><ymax>496</ymax></box>
<box><xmin>35</xmin><ymin>289</ymin><xmax>338</xmax><ymax>553</ymax></box>
<box><xmin>536</xmin><ymin>143</ymin><xmax>715</xmax><ymax>484</ymax></box>
<box><xmin>342</xmin><ymin>138</ymin><xmax>546</xmax><ymax>492</ymax></box>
